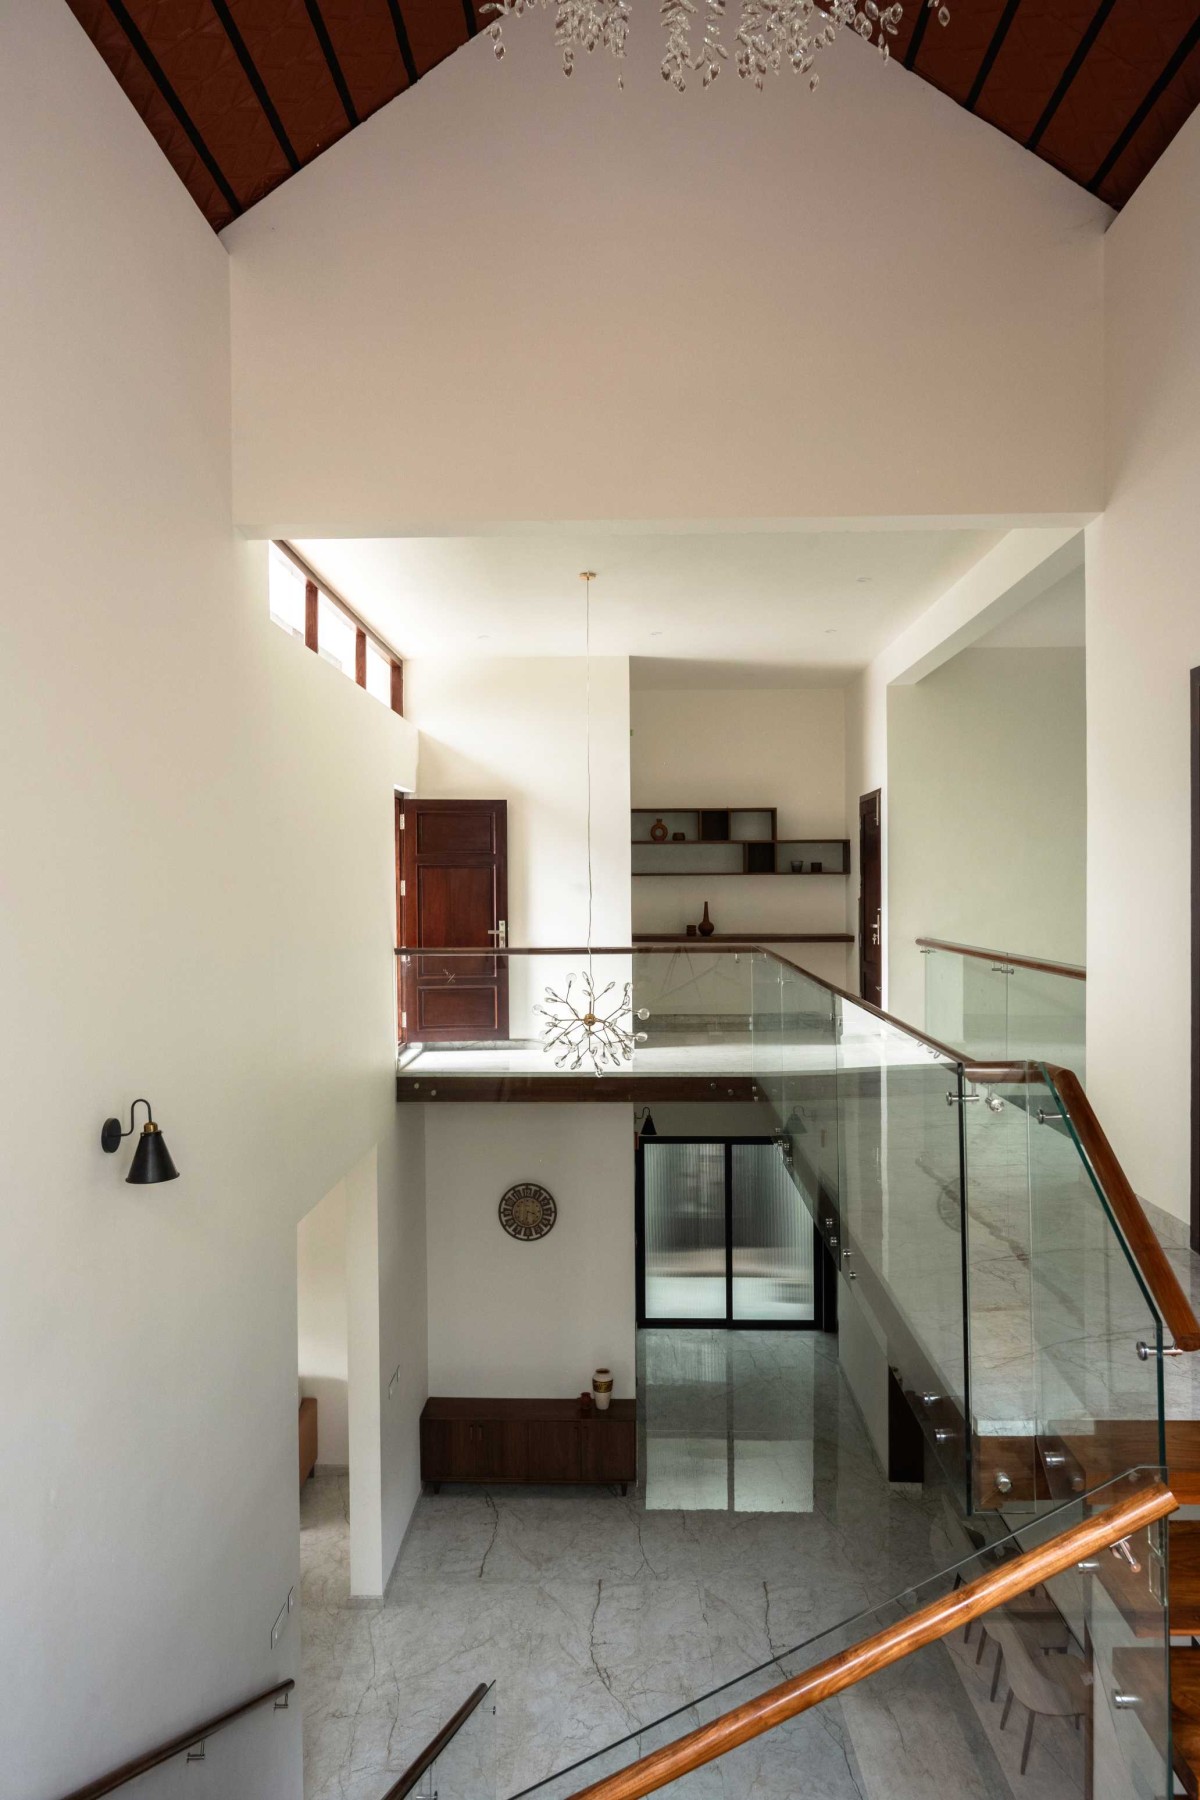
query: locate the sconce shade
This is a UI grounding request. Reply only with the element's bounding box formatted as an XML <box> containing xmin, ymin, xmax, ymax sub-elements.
<box><xmin>640</xmin><ymin>1111</ymin><xmax>657</xmax><ymax>1138</ymax></box>
<box><xmin>126</xmin><ymin>1122</ymin><xmax>179</xmax><ymax>1185</ymax></box>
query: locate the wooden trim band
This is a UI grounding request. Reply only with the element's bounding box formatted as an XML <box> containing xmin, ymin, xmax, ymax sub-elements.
<box><xmin>56</xmin><ymin>1680</ymin><xmax>295</xmax><ymax>1799</ymax></box>
<box><xmin>1043</xmin><ymin>1064</ymin><xmax>1200</xmax><ymax>1351</ymax></box>
<box><xmin>562</xmin><ymin>1484</ymin><xmax>1177</xmax><ymax>1800</ymax></box>
<box><xmin>381</xmin><ymin>1683</ymin><xmax>491</xmax><ymax>1800</ymax></box>
<box><xmin>916</xmin><ymin>937</ymin><xmax>1086</xmax><ymax>982</ymax></box>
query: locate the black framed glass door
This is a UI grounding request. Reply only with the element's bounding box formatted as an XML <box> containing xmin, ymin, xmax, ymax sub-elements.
<box><xmin>636</xmin><ymin>1137</ymin><xmax>821</xmax><ymax>1329</ymax></box>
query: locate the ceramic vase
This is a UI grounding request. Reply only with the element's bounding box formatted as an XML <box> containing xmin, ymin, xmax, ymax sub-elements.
<box><xmin>649</xmin><ymin>818</ymin><xmax>668</xmax><ymax>842</ymax></box>
<box><xmin>592</xmin><ymin>1368</ymin><xmax>613</xmax><ymax>1412</ymax></box>
<box><xmin>697</xmin><ymin>902</ymin><xmax>715</xmax><ymax>938</ymax></box>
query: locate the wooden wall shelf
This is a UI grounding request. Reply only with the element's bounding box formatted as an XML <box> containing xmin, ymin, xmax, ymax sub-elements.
<box><xmin>632</xmin><ymin>808</ymin><xmax>849</xmax><ymax>877</ymax></box>
<box><xmin>634</xmin><ymin>933</ymin><xmax>854</xmax><ymax>944</ymax></box>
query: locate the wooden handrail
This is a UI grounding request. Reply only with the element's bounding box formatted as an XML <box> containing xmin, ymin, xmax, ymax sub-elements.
<box><xmin>380</xmin><ymin>1682</ymin><xmax>491</xmax><ymax>1800</ymax></box>
<box><xmin>563</xmin><ymin>1482</ymin><xmax>1177</xmax><ymax>1800</ymax></box>
<box><xmin>57</xmin><ymin>1679</ymin><xmax>294</xmax><ymax>1800</ymax></box>
<box><xmin>1042</xmin><ymin>1064</ymin><xmax>1200</xmax><ymax>1351</ymax></box>
<box><xmin>916</xmin><ymin>936</ymin><xmax>1086</xmax><ymax>981</ymax></box>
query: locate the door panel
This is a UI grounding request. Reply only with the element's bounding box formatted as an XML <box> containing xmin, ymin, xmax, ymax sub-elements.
<box><xmin>642</xmin><ymin>1140</ymin><xmax>726</xmax><ymax>1322</ymax></box>
<box><xmin>731</xmin><ymin>1144</ymin><xmax>815</xmax><ymax>1323</ymax></box>
<box><xmin>398</xmin><ymin>798</ymin><xmax>509</xmax><ymax>1042</ymax></box>
<box><xmin>415</xmin><ymin>808</ymin><xmax>498</xmax><ymax>857</ymax></box>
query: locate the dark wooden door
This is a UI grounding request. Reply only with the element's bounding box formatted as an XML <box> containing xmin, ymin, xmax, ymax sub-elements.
<box><xmin>398</xmin><ymin>799</ymin><xmax>509</xmax><ymax>1043</ymax></box>
<box><xmin>858</xmin><ymin>789</ymin><xmax>882</xmax><ymax>1008</ymax></box>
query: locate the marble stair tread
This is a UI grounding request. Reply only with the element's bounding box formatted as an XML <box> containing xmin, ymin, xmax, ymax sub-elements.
<box><xmin>1172</xmin><ymin>1522</ymin><xmax>1200</xmax><ymax>1635</ymax></box>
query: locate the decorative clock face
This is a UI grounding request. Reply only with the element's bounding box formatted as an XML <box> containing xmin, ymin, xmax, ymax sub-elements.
<box><xmin>498</xmin><ymin>1182</ymin><xmax>557</xmax><ymax>1242</ymax></box>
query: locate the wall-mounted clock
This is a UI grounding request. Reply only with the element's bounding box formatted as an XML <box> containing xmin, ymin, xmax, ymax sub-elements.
<box><xmin>498</xmin><ymin>1181</ymin><xmax>557</xmax><ymax>1242</ymax></box>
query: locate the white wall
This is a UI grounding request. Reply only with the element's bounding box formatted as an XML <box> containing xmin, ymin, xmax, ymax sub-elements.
<box><xmin>842</xmin><ymin>529</ymin><xmax>1085</xmax><ymax>1008</ymax></box>
<box><xmin>407</xmin><ymin>655</ymin><xmax>632</xmax><ymax>1029</ymax></box>
<box><xmin>425</xmin><ymin>1107</ymin><xmax>636</xmax><ymax>1399</ymax></box>
<box><xmin>1086</xmin><ymin>106</ymin><xmax>1200</xmax><ymax>1227</ymax></box>
<box><xmin>224</xmin><ymin>23</ymin><xmax>1106</xmax><ymax>534</ymax></box>
<box><xmin>298</xmin><ymin>1180</ymin><xmax>350</xmax><ymax>1466</ymax></box>
<box><xmin>0</xmin><ymin>6</ymin><xmax>424</xmax><ymax>1792</ymax></box>
<box><xmin>886</xmin><ymin>648</ymin><xmax>1087</xmax><ymax>1027</ymax></box>
<box><xmin>377</xmin><ymin>1110</ymin><xmax>429</xmax><ymax>1587</ymax></box>
<box><xmin>631</xmin><ymin>686</ymin><xmax>849</xmax><ymax>989</ymax></box>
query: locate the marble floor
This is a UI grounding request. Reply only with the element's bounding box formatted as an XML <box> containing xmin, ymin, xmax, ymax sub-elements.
<box><xmin>298</xmin><ymin>1330</ymin><xmax>1070</xmax><ymax>1800</ymax></box>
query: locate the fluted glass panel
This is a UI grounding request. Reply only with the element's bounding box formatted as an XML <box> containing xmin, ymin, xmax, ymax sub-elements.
<box><xmin>643</xmin><ymin>1140</ymin><xmax>726</xmax><ymax>1321</ymax></box>
<box><xmin>731</xmin><ymin>1142</ymin><xmax>814</xmax><ymax>1322</ymax></box>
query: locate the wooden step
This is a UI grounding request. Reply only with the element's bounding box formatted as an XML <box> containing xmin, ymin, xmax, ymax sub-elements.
<box><xmin>1114</xmin><ymin>1646</ymin><xmax>1200</xmax><ymax>1797</ymax></box>
<box><xmin>1172</xmin><ymin>1647</ymin><xmax>1200</xmax><ymax>1799</ymax></box>
<box><xmin>1173</xmin><ymin>1521</ymin><xmax>1200</xmax><ymax>1636</ymax></box>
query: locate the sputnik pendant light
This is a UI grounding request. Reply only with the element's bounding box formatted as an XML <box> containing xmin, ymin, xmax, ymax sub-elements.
<box><xmin>536</xmin><ymin>572</ymin><xmax>646</xmax><ymax>1074</ymax></box>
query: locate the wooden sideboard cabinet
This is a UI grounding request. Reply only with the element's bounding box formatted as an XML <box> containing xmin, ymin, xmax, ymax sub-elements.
<box><xmin>420</xmin><ymin>1397</ymin><xmax>637</xmax><ymax>1494</ymax></box>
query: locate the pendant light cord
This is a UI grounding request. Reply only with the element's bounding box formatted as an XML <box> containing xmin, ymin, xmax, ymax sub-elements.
<box><xmin>584</xmin><ymin>572</ymin><xmax>593</xmax><ymax>972</ymax></box>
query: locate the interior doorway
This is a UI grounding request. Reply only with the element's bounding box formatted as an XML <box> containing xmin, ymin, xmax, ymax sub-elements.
<box><xmin>635</xmin><ymin>1137</ymin><xmax>822</xmax><ymax>1329</ymax></box>
<box><xmin>397</xmin><ymin>797</ymin><xmax>509</xmax><ymax>1043</ymax></box>
<box><xmin>858</xmin><ymin>788</ymin><xmax>883</xmax><ymax>1007</ymax></box>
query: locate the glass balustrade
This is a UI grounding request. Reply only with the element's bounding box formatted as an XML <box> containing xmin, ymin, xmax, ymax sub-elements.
<box><xmin>411</xmin><ymin>1682</ymin><xmax>495</xmax><ymax>1800</ymax></box>
<box><xmin>508</xmin><ymin>1472</ymin><xmax>1172</xmax><ymax>1800</ymax></box>
<box><xmin>921</xmin><ymin>940</ymin><xmax>1086</xmax><ymax>1078</ymax></box>
<box><xmin>395</xmin><ymin>945</ymin><xmax>1173</xmax><ymax>1523</ymax></box>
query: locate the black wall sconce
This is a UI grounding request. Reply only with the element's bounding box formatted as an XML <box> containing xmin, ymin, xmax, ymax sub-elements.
<box><xmin>101</xmin><ymin>1099</ymin><xmax>179</xmax><ymax>1185</ymax></box>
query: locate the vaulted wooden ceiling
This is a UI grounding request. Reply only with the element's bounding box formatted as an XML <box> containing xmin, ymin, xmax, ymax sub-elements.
<box><xmin>69</xmin><ymin>0</ymin><xmax>1200</xmax><ymax>232</ymax></box>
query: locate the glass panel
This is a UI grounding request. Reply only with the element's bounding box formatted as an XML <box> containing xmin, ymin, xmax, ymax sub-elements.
<box><xmin>1029</xmin><ymin>1067</ymin><xmax>1165</xmax><ymax>1502</ymax></box>
<box><xmin>511</xmin><ymin>1472</ymin><xmax>1171</xmax><ymax>1800</ymax></box>
<box><xmin>267</xmin><ymin>542</ymin><xmax>305</xmax><ymax>638</ymax></box>
<box><xmin>731</xmin><ymin>1142</ymin><xmax>814</xmax><ymax>1323</ymax></box>
<box><xmin>1007</xmin><ymin>963</ymin><xmax>1086</xmax><ymax>1078</ymax></box>
<box><xmin>924</xmin><ymin>943</ymin><xmax>967</xmax><ymax>1053</ymax></box>
<box><xmin>418</xmin><ymin>1683</ymin><xmax>495</xmax><ymax>1799</ymax></box>
<box><xmin>643</xmin><ymin>1140</ymin><xmax>726</xmax><ymax>1321</ymax></box>
<box><xmin>317</xmin><ymin>589</ymin><xmax>356</xmax><ymax>677</ymax></box>
<box><xmin>961</xmin><ymin>1070</ymin><xmax>1038</xmax><ymax>1508</ymax></box>
<box><xmin>365</xmin><ymin>638</ymin><xmax>391</xmax><ymax>705</ymax></box>
<box><xmin>836</xmin><ymin>996</ymin><xmax>971</xmax><ymax>1501</ymax></box>
<box><xmin>632</xmin><ymin>947</ymin><xmax>756</xmax><ymax>1053</ymax></box>
<box><xmin>961</xmin><ymin>954</ymin><xmax>1010</xmax><ymax>1061</ymax></box>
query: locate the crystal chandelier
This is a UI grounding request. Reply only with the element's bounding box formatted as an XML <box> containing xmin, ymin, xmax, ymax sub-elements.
<box><xmin>484</xmin><ymin>0</ymin><xmax>949</xmax><ymax>90</ymax></box>
<box><xmin>536</xmin><ymin>573</ymin><xmax>645</xmax><ymax>1074</ymax></box>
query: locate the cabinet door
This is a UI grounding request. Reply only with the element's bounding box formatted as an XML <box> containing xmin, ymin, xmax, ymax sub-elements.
<box><xmin>422</xmin><ymin>1418</ymin><xmax>474</xmax><ymax>1481</ymax></box>
<box><xmin>583</xmin><ymin>1419</ymin><xmax>637</xmax><ymax>1484</ymax></box>
<box><xmin>473</xmin><ymin>1420</ymin><xmax>528</xmax><ymax>1479</ymax></box>
<box><xmin>528</xmin><ymin>1420</ymin><xmax>582</xmax><ymax>1482</ymax></box>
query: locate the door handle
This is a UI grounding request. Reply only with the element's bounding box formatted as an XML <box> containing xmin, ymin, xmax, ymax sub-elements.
<box><xmin>487</xmin><ymin>920</ymin><xmax>508</xmax><ymax>949</ymax></box>
<box><xmin>870</xmin><ymin>912</ymin><xmax>881</xmax><ymax>947</ymax></box>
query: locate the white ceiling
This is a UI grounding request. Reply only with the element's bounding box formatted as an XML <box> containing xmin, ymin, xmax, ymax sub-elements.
<box><xmin>296</xmin><ymin>529</ymin><xmax>1006</xmax><ymax>682</ymax></box>
<box><xmin>972</xmin><ymin>567</ymin><xmax>1086</xmax><ymax>649</ymax></box>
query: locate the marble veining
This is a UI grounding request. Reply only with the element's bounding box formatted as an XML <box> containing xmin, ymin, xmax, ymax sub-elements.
<box><xmin>298</xmin><ymin>1332</ymin><xmax>1025</xmax><ymax>1800</ymax></box>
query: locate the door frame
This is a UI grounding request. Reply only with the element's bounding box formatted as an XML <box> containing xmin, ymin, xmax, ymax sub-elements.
<box><xmin>1191</xmin><ymin>669</ymin><xmax>1200</xmax><ymax>1252</ymax></box>
<box><xmin>634</xmin><ymin>1135</ymin><xmax>823</xmax><ymax>1331</ymax></box>
<box><xmin>396</xmin><ymin>796</ymin><xmax>510</xmax><ymax>1046</ymax></box>
<box><xmin>858</xmin><ymin>787</ymin><xmax>883</xmax><ymax>1006</ymax></box>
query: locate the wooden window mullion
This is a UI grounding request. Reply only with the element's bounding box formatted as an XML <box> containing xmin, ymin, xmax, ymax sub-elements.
<box><xmin>304</xmin><ymin>580</ymin><xmax>319</xmax><ymax>653</ymax></box>
<box><xmin>355</xmin><ymin>628</ymin><xmax>367</xmax><ymax>688</ymax></box>
<box><xmin>391</xmin><ymin>660</ymin><xmax>404</xmax><ymax>716</ymax></box>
